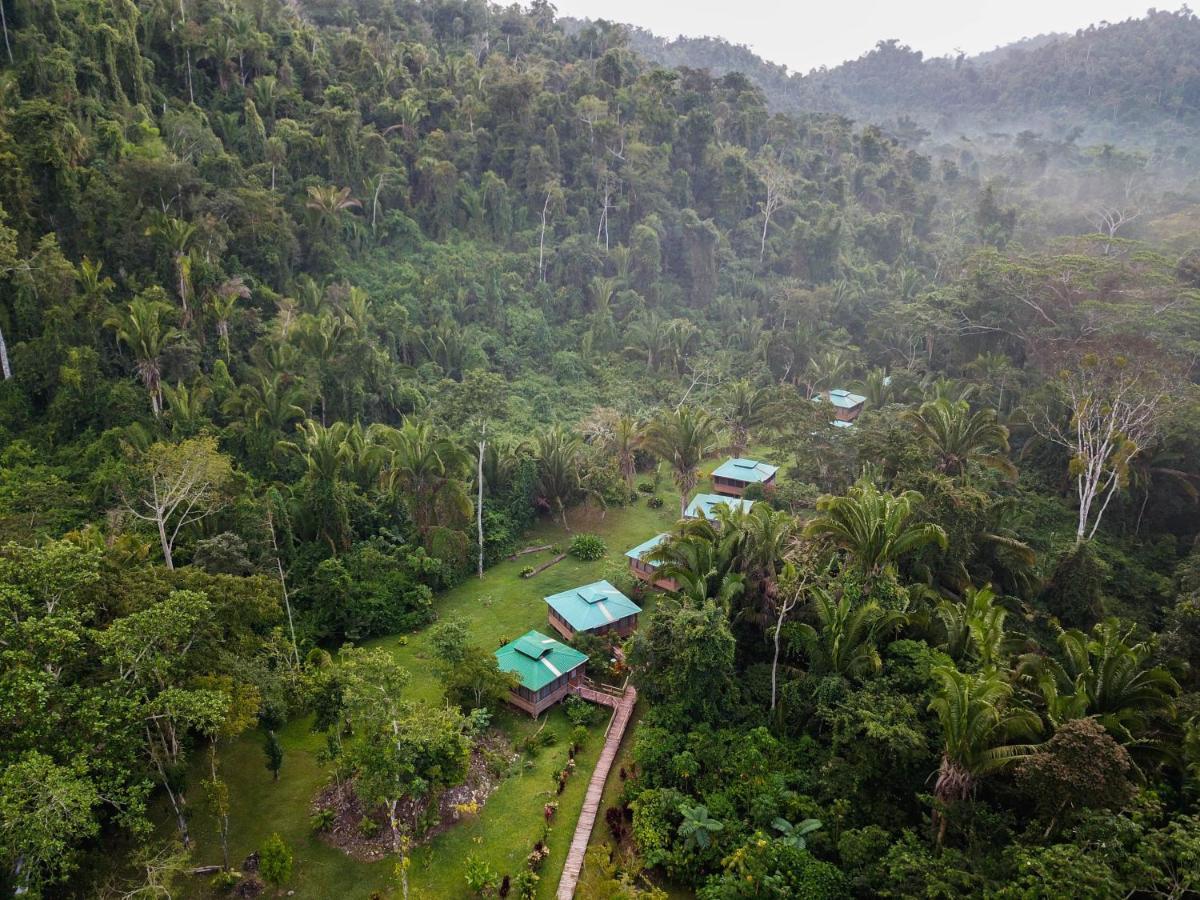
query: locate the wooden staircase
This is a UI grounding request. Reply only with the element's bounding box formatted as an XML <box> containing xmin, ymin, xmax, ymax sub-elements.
<box><xmin>555</xmin><ymin>680</ymin><xmax>638</xmax><ymax>899</ymax></box>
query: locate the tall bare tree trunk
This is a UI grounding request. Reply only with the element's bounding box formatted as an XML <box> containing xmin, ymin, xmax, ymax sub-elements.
<box><xmin>0</xmin><ymin>322</ymin><xmax>11</xmax><ymax>380</ymax></box>
<box><xmin>268</xmin><ymin>510</ymin><xmax>301</xmax><ymax>669</ymax></box>
<box><xmin>538</xmin><ymin>191</ymin><xmax>551</xmax><ymax>282</ymax></box>
<box><xmin>1</xmin><ymin>1</ymin><xmax>13</xmax><ymax>66</ymax></box>
<box><xmin>476</xmin><ymin>426</ymin><xmax>486</xmax><ymax>579</ymax></box>
<box><xmin>770</xmin><ymin>592</ymin><xmax>798</xmax><ymax>711</ymax></box>
<box><xmin>156</xmin><ymin>513</ymin><xmax>174</xmax><ymax>569</ymax></box>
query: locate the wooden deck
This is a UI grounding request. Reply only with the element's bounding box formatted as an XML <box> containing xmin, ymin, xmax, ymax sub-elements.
<box><xmin>555</xmin><ymin>680</ymin><xmax>638</xmax><ymax>900</ymax></box>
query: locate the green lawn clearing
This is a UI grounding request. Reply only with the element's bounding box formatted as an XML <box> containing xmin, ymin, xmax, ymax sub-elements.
<box><xmin>180</xmin><ymin>488</ymin><xmax>680</xmax><ymax>899</ymax></box>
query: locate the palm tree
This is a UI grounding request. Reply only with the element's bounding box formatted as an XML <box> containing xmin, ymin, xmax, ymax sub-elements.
<box><xmin>305</xmin><ymin>185</ymin><xmax>362</xmax><ymax>235</ymax></box>
<box><xmin>378</xmin><ymin>421</ymin><xmax>473</xmax><ymax>547</ymax></box>
<box><xmin>802</xmin><ymin>349</ymin><xmax>855</xmax><ymax>399</ymax></box>
<box><xmin>928</xmin><ymin>665</ymin><xmax>1041</xmax><ymax>845</ymax></box>
<box><xmin>1127</xmin><ymin>443</ymin><xmax>1200</xmax><ymax>536</ymax></box>
<box><xmin>905</xmin><ymin>398</ymin><xmax>1016</xmax><ymax>479</ymax></box>
<box><xmin>280</xmin><ymin>419</ymin><xmax>352</xmax><ymax>484</ymax></box>
<box><xmin>642</xmin><ymin>407</ymin><xmax>722</xmax><ymax>517</ymax></box>
<box><xmin>921</xmin><ymin>375</ymin><xmax>976</xmax><ymax>404</ymax></box>
<box><xmin>105</xmin><ymin>296</ymin><xmax>181</xmax><ymax>417</ymax></box>
<box><xmin>224</xmin><ymin>370</ymin><xmax>308</xmax><ymax>436</ymax></box>
<box><xmin>934</xmin><ymin>585</ymin><xmax>1011</xmax><ymax>670</ymax></box>
<box><xmin>974</xmin><ymin>499</ymin><xmax>1039</xmax><ymax>598</ymax></box>
<box><xmin>771</xmin><ymin>817</ymin><xmax>822</xmax><ymax>849</ymax></box>
<box><xmin>794</xmin><ymin>587</ymin><xmax>906</xmax><ymax>680</ymax></box>
<box><xmin>677</xmin><ymin>804</ymin><xmax>723</xmax><ymax>851</ymax></box>
<box><xmin>803</xmin><ymin>481</ymin><xmax>948</xmax><ymax>578</ymax></box>
<box><xmin>278</xmin><ymin>420</ymin><xmax>354</xmax><ymax>551</ymax></box>
<box><xmin>162</xmin><ymin>381</ymin><xmax>211</xmax><ymax>437</ymax></box>
<box><xmin>144</xmin><ymin>216</ymin><xmax>197</xmax><ymax>325</ymax></box>
<box><xmin>728</xmin><ymin>503</ymin><xmax>796</xmax><ymax>621</ymax></box>
<box><xmin>1021</xmin><ymin>619</ymin><xmax>1179</xmax><ymax>745</ymax></box>
<box><xmin>854</xmin><ymin>367</ymin><xmax>900</xmax><ymax>407</ymax></box>
<box><xmin>965</xmin><ymin>351</ymin><xmax>1017</xmax><ymax>412</ymax></box>
<box><xmin>652</xmin><ymin>521</ymin><xmax>746</xmax><ymax>609</ymax></box>
<box><xmin>624</xmin><ymin>311</ymin><xmax>671</xmax><ymax>371</ymax></box>
<box><xmin>610</xmin><ymin>414</ymin><xmax>641</xmax><ymax>493</ymax></box>
<box><xmin>534</xmin><ymin>426</ymin><xmax>583</xmax><ymax>531</ymax></box>
<box><xmin>721</xmin><ymin>380</ymin><xmax>771</xmax><ymax>457</ymax></box>
<box><xmin>206</xmin><ymin>275</ymin><xmax>251</xmax><ymax>359</ymax></box>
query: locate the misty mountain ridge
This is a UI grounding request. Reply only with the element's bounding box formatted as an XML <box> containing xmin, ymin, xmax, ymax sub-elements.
<box><xmin>567</xmin><ymin>7</ymin><xmax>1200</xmax><ymax>150</ymax></box>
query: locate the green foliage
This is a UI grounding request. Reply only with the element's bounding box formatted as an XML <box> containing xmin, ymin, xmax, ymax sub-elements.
<box><xmin>263</xmin><ymin>730</ymin><xmax>283</xmax><ymax>781</ymax></box>
<box><xmin>441</xmin><ymin>646</ymin><xmax>520</xmax><ymax>713</ymax></box>
<box><xmin>564</xmin><ymin>694</ymin><xmax>602</xmax><ymax>728</ymax></box>
<box><xmin>428</xmin><ymin>616</ymin><xmax>472</xmax><ymax>665</ymax></box>
<box><xmin>310</xmin><ymin>807</ymin><xmax>336</xmax><ymax>833</ymax></box>
<box><xmin>804</xmin><ymin>481</ymin><xmax>948</xmax><ymax>578</ymax></box>
<box><xmin>0</xmin><ymin>0</ymin><xmax>1198</xmax><ymax>894</ymax></box>
<box><xmin>628</xmin><ymin>599</ymin><xmax>737</xmax><ymax>721</ymax></box>
<box><xmin>464</xmin><ymin>854</ymin><xmax>500</xmax><ymax>896</ymax></box>
<box><xmin>0</xmin><ymin>752</ymin><xmax>100</xmax><ymax>894</ymax></box>
<box><xmin>697</xmin><ymin>840</ymin><xmax>849</xmax><ymax>899</ymax></box>
<box><xmin>259</xmin><ymin>833</ymin><xmax>293</xmax><ymax>886</ymax></box>
<box><xmin>570</xmin><ymin>533</ymin><xmax>608</xmax><ymax>561</ymax></box>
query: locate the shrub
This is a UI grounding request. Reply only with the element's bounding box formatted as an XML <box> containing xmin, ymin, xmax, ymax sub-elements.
<box><xmin>467</xmin><ymin>706</ymin><xmax>493</xmax><ymax>735</ymax></box>
<box><xmin>518</xmin><ymin>728</ymin><xmax>556</xmax><ymax>756</ymax></box>
<box><xmin>520</xmin><ymin>565</ymin><xmax>536</xmax><ymax>578</ymax></box>
<box><xmin>209</xmin><ymin>870</ymin><xmax>239</xmax><ymax>892</ymax></box>
<box><xmin>260</xmin><ymin>833</ymin><xmax>293</xmax><ymax>886</ymax></box>
<box><xmin>637</xmin><ymin>481</ymin><xmax>655</xmax><ymax>493</ymax></box>
<box><xmin>513</xmin><ymin>871</ymin><xmax>539</xmax><ymax>900</ymax></box>
<box><xmin>310</xmin><ymin>807</ymin><xmax>336</xmax><ymax>833</ymax></box>
<box><xmin>647</xmin><ymin>496</ymin><xmax>664</xmax><ymax>509</ymax></box>
<box><xmin>428</xmin><ymin>615</ymin><xmax>471</xmax><ymax>665</ymax></box>
<box><xmin>742</xmin><ymin>482</ymin><xmax>767</xmax><ymax>502</ymax></box>
<box><xmin>570</xmin><ymin>533</ymin><xmax>607</xmax><ymax>561</ymax></box>
<box><xmin>358</xmin><ymin>815</ymin><xmax>380</xmax><ymax>838</ymax></box>
<box><xmin>570</xmin><ymin>724</ymin><xmax>589</xmax><ymax>750</ymax></box>
<box><xmin>465</xmin><ymin>854</ymin><xmax>500</xmax><ymax>896</ymax></box>
<box><xmin>564</xmin><ymin>694</ymin><xmax>600</xmax><ymax>727</ymax></box>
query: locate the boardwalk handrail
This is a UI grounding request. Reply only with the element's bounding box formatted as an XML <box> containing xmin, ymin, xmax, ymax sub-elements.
<box><xmin>580</xmin><ymin>676</ymin><xmax>626</xmax><ymax>698</ymax></box>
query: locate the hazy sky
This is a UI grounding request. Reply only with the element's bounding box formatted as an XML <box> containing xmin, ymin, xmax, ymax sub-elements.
<box><xmin>548</xmin><ymin>0</ymin><xmax>1161</xmax><ymax>72</ymax></box>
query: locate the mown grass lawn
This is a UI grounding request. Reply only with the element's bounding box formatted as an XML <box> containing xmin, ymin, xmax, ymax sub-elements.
<box><xmin>180</xmin><ymin>486</ymin><xmax>681</xmax><ymax>899</ymax></box>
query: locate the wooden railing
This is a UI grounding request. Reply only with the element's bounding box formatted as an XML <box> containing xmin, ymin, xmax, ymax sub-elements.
<box><xmin>580</xmin><ymin>676</ymin><xmax>626</xmax><ymax>698</ymax></box>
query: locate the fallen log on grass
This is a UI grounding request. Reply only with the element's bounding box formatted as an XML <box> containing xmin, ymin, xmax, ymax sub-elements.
<box><xmin>507</xmin><ymin>544</ymin><xmax>553</xmax><ymax>561</ymax></box>
<box><xmin>522</xmin><ymin>553</ymin><xmax>567</xmax><ymax>577</ymax></box>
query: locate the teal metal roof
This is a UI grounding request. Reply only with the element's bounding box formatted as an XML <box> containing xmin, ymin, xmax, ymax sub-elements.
<box><xmin>684</xmin><ymin>493</ymin><xmax>755</xmax><ymax>519</ymax></box>
<box><xmin>712</xmin><ymin>458</ymin><xmax>778</xmax><ymax>483</ymax></box>
<box><xmin>545</xmin><ymin>580</ymin><xmax>642</xmax><ymax>632</ymax></box>
<box><xmin>832</xmin><ymin>419</ymin><xmax>855</xmax><ymax>428</ymax></box>
<box><xmin>625</xmin><ymin>533</ymin><xmax>669</xmax><ymax>562</ymax></box>
<box><xmin>826</xmin><ymin>388</ymin><xmax>866</xmax><ymax>410</ymax></box>
<box><xmin>495</xmin><ymin>630</ymin><xmax>588</xmax><ymax>691</ymax></box>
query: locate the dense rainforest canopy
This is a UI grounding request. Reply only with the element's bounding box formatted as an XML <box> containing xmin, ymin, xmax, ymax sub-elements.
<box><xmin>1</xmin><ymin>0</ymin><xmax>1199</xmax><ymax>897</ymax></box>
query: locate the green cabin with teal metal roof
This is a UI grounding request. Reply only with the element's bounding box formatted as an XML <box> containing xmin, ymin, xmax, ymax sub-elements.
<box><xmin>711</xmin><ymin>458</ymin><xmax>778</xmax><ymax>496</ymax></box>
<box><xmin>684</xmin><ymin>493</ymin><xmax>755</xmax><ymax>521</ymax></box>
<box><xmin>544</xmin><ymin>580</ymin><xmax>642</xmax><ymax>640</ymax></box>
<box><xmin>817</xmin><ymin>388</ymin><xmax>867</xmax><ymax>424</ymax></box>
<box><xmin>625</xmin><ymin>533</ymin><xmax>679</xmax><ymax>591</ymax></box>
<box><xmin>494</xmin><ymin>630</ymin><xmax>589</xmax><ymax>716</ymax></box>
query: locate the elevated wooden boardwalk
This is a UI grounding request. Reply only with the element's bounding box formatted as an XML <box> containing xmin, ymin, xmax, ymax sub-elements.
<box><xmin>556</xmin><ymin>680</ymin><xmax>638</xmax><ymax>900</ymax></box>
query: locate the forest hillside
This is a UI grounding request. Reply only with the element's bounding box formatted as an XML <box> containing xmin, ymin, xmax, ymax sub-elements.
<box><xmin>0</xmin><ymin>1</ymin><xmax>1198</xmax><ymax>898</ymax></box>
